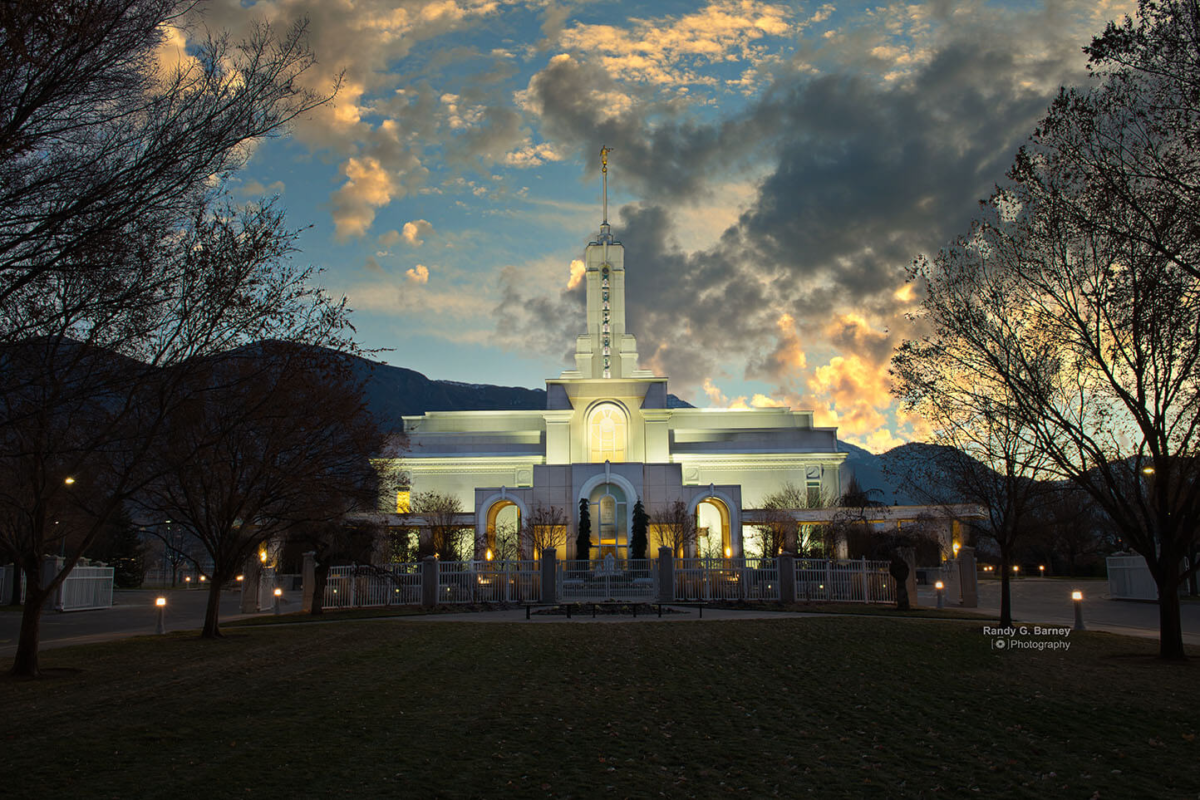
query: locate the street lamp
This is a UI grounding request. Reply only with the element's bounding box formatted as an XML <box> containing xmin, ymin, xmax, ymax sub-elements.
<box><xmin>155</xmin><ymin>596</ymin><xmax>166</xmax><ymax>634</ymax></box>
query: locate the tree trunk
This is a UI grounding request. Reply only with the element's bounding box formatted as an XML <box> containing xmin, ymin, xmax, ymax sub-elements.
<box><xmin>1157</xmin><ymin>574</ymin><xmax>1186</xmax><ymax>661</ymax></box>
<box><xmin>999</xmin><ymin>550</ymin><xmax>1013</xmax><ymax>627</ymax></box>
<box><xmin>311</xmin><ymin>563</ymin><xmax>328</xmax><ymax>616</ymax></box>
<box><xmin>10</xmin><ymin>589</ymin><xmax>49</xmax><ymax>677</ymax></box>
<box><xmin>200</xmin><ymin>577</ymin><xmax>223</xmax><ymax>638</ymax></box>
<box><xmin>8</xmin><ymin>564</ymin><xmax>22</xmax><ymax>605</ymax></box>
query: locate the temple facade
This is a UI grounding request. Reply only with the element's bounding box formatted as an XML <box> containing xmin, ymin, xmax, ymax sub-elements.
<box><xmin>375</xmin><ymin>162</ymin><xmax>853</xmax><ymax>560</ymax></box>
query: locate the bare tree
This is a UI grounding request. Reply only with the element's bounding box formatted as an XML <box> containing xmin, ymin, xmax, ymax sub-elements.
<box><xmin>521</xmin><ymin>503</ymin><xmax>568</xmax><ymax>559</ymax></box>
<box><xmin>411</xmin><ymin>492</ymin><xmax>471</xmax><ymax>561</ymax></box>
<box><xmin>139</xmin><ymin>344</ymin><xmax>384</xmax><ymax>637</ymax></box>
<box><xmin>898</xmin><ymin>1</ymin><xmax>1200</xmax><ymax>656</ymax></box>
<box><xmin>755</xmin><ymin>481</ymin><xmax>830</xmax><ymax>558</ymax></box>
<box><xmin>651</xmin><ymin>500</ymin><xmax>698</xmax><ymax>559</ymax></box>
<box><xmin>0</xmin><ymin>1</ymin><xmax>344</xmax><ymax>677</ymax></box>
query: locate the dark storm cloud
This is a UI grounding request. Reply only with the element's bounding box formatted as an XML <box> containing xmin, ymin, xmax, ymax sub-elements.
<box><xmin>506</xmin><ymin>7</ymin><xmax>1100</xmax><ymax>393</ymax></box>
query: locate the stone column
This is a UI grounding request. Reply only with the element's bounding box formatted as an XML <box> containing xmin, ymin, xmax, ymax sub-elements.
<box><xmin>958</xmin><ymin>546</ymin><xmax>978</xmax><ymax>608</ymax></box>
<box><xmin>897</xmin><ymin>546</ymin><xmax>919</xmax><ymax>608</ymax></box>
<box><xmin>240</xmin><ymin>556</ymin><xmax>261</xmax><ymax>613</ymax></box>
<box><xmin>421</xmin><ymin>556</ymin><xmax>439</xmax><ymax>609</ymax></box>
<box><xmin>946</xmin><ymin>557</ymin><xmax>962</xmax><ymax>605</ymax></box>
<box><xmin>540</xmin><ymin>548</ymin><xmax>557</xmax><ymax>604</ymax></box>
<box><xmin>301</xmin><ymin>551</ymin><xmax>316</xmax><ymax>613</ymax></box>
<box><xmin>777</xmin><ymin>552</ymin><xmax>796</xmax><ymax>604</ymax></box>
<box><xmin>657</xmin><ymin>546</ymin><xmax>674</xmax><ymax>603</ymax></box>
<box><xmin>42</xmin><ymin>556</ymin><xmax>64</xmax><ymax>612</ymax></box>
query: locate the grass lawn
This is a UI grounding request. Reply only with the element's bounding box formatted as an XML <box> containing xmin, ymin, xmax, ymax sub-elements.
<box><xmin>3</xmin><ymin>618</ymin><xmax>1197</xmax><ymax>798</ymax></box>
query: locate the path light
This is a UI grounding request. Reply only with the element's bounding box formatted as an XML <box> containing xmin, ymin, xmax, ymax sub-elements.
<box><xmin>1039</xmin><ymin>565</ymin><xmax>1045</xmax><ymax>576</ymax></box>
<box><xmin>236</xmin><ymin>574</ymin><xmax>244</xmax><ymax>583</ymax></box>
<box><xmin>155</xmin><ymin>597</ymin><xmax>166</xmax><ymax>635</ymax></box>
<box><xmin>1013</xmin><ymin>565</ymin><xmax>1020</xmax><ymax>576</ymax></box>
<box><xmin>273</xmin><ymin>586</ymin><xmax>282</xmax><ymax>615</ymax></box>
<box><xmin>935</xmin><ymin>580</ymin><xmax>945</xmax><ymax>609</ymax></box>
<box><xmin>64</xmin><ymin>476</ymin><xmax>75</xmax><ymax>485</ymax></box>
<box><xmin>184</xmin><ymin>576</ymin><xmax>191</xmax><ymax>589</ymax></box>
<box><xmin>1072</xmin><ymin>590</ymin><xmax>1086</xmax><ymax>631</ymax></box>
<box><xmin>199</xmin><ymin>575</ymin><xmax>206</xmax><ymax>583</ymax></box>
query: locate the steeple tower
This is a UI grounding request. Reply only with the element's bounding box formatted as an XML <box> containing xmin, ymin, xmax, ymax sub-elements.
<box><xmin>560</xmin><ymin>148</ymin><xmax>654</xmax><ymax>381</ymax></box>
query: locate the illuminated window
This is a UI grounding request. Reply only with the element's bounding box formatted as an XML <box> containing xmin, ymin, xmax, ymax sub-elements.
<box><xmin>588</xmin><ymin>404</ymin><xmax>627</xmax><ymax>463</ymax></box>
<box><xmin>589</xmin><ymin>483</ymin><xmax>628</xmax><ymax>559</ymax></box>
<box><xmin>396</xmin><ymin>490</ymin><xmax>411</xmax><ymax>513</ymax></box>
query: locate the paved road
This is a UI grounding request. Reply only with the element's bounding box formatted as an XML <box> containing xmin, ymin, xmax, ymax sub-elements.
<box><xmin>3</xmin><ymin>579</ymin><xmax>1198</xmax><ymax>655</ymax></box>
<box><xmin>0</xmin><ymin>589</ymin><xmax>269</xmax><ymax>657</ymax></box>
<box><xmin>917</xmin><ymin>577</ymin><xmax>1200</xmax><ymax>644</ymax></box>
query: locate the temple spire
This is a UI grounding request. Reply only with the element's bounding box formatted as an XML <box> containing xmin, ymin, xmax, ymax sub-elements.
<box><xmin>599</xmin><ymin>145</ymin><xmax>612</xmax><ymax>243</ymax></box>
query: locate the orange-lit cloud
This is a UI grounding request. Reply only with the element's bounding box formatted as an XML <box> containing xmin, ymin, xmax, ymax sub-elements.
<box><xmin>566</xmin><ymin>259</ymin><xmax>586</xmax><ymax>289</ymax></box>
<box><xmin>403</xmin><ymin>219</ymin><xmax>434</xmax><ymax>246</ymax></box>
<box><xmin>332</xmin><ymin>156</ymin><xmax>396</xmax><ymax>240</ymax></box>
<box><xmin>406</xmin><ymin>264</ymin><xmax>430</xmax><ymax>283</ymax></box>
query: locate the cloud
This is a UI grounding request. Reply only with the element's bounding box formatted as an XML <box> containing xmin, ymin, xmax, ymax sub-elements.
<box><xmin>566</xmin><ymin>259</ymin><xmax>586</xmax><ymax>289</ymax></box>
<box><xmin>402</xmin><ymin>219</ymin><xmax>434</xmax><ymax>246</ymax></box>
<box><xmin>557</xmin><ymin>1</ymin><xmax>794</xmax><ymax>86</ymax></box>
<box><xmin>405</xmin><ymin>264</ymin><xmax>430</xmax><ymax>283</ymax></box>
<box><xmin>378</xmin><ymin>229</ymin><xmax>402</xmax><ymax>247</ymax></box>
<box><xmin>331</xmin><ymin>156</ymin><xmax>396</xmax><ymax>240</ymax></box>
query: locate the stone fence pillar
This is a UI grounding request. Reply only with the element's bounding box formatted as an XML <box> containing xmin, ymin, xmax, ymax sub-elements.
<box><xmin>240</xmin><ymin>556</ymin><xmax>261</xmax><ymax>613</ymax></box>
<box><xmin>42</xmin><ymin>555</ymin><xmax>63</xmax><ymax>612</ymax></box>
<box><xmin>777</xmin><ymin>553</ymin><xmax>796</xmax><ymax>604</ymax></box>
<box><xmin>301</xmin><ymin>551</ymin><xmax>316</xmax><ymax>613</ymax></box>
<box><xmin>421</xmin><ymin>556</ymin><xmax>438</xmax><ymax>609</ymax></box>
<box><xmin>657</xmin><ymin>547</ymin><xmax>674</xmax><ymax>604</ymax></box>
<box><xmin>540</xmin><ymin>548</ymin><xmax>557</xmax><ymax>604</ymax></box>
<box><xmin>958</xmin><ymin>546</ymin><xmax>978</xmax><ymax>608</ymax></box>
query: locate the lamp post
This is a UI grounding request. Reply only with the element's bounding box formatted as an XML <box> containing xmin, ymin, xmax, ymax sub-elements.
<box><xmin>1038</xmin><ymin>565</ymin><xmax>1045</xmax><ymax>577</ymax></box>
<box><xmin>1072</xmin><ymin>590</ymin><xmax>1085</xmax><ymax>631</ymax></box>
<box><xmin>274</xmin><ymin>586</ymin><xmax>282</xmax><ymax>615</ymax></box>
<box><xmin>155</xmin><ymin>596</ymin><xmax>166</xmax><ymax>634</ymax></box>
<box><xmin>935</xmin><ymin>580</ymin><xmax>945</xmax><ymax>609</ymax></box>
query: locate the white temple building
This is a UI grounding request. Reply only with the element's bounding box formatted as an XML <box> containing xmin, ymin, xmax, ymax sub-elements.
<box><xmin>377</xmin><ymin>156</ymin><xmax>859</xmax><ymax>561</ymax></box>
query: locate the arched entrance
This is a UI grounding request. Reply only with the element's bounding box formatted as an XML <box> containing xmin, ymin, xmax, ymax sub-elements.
<box><xmin>696</xmin><ymin>497</ymin><xmax>731</xmax><ymax>559</ymax></box>
<box><xmin>588</xmin><ymin>483</ymin><xmax>629</xmax><ymax>560</ymax></box>
<box><xmin>484</xmin><ymin>500</ymin><xmax>521</xmax><ymax>560</ymax></box>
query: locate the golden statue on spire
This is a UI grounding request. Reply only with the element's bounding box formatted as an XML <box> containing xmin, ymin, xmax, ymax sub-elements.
<box><xmin>600</xmin><ymin>145</ymin><xmax>612</xmax><ymax>226</ymax></box>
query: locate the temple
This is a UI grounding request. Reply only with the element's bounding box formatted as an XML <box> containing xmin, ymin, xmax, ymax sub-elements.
<box><xmin>375</xmin><ymin>150</ymin><xmax>860</xmax><ymax>560</ymax></box>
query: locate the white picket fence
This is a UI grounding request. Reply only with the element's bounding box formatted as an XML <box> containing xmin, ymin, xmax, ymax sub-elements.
<box><xmin>57</xmin><ymin>565</ymin><xmax>115</xmax><ymax>611</ymax></box>
<box><xmin>675</xmin><ymin>557</ymin><xmax>782</xmax><ymax>601</ymax></box>
<box><xmin>795</xmin><ymin>558</ymin><xmax>896</xmax><ymax>603</ymax></box>
<box><xmin>560</xmin><ymin>557</ymin><xmax>655</xmax><ymax>601</ymax></box>
<box><xmin>1106</xmin><ymin>553</ymin><xmax>1192</xmax><ymax>601</ymax></box>
<box><xmin>324</xmin><ymin>564</ymin><xmax>422</xmax><ymax>608</ymax></box>
<box><xmin>0</xmin><ymin>564</ymin><xmax>21</xmax><ymax>604</ymax></box>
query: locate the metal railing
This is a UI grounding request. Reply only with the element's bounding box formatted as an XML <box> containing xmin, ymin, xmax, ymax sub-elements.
<box><xmin>472</xmin><ymin>561</ymin><xmax>540</xmax><ymax>603</ymax></box>
<box><xmin>675</xmin><ymin>557</ymin><xmax>781</xmax><ymax>601</ymax></box>
<box><xmin>324</xmin><ymin>563</ymin><xmax>421</xmax><ymax>608</ymax></box>
<box><xmin>796</xmin><ymin>558</ymin><xmax>895</xmax><ymax>603</ymax></box>
<box><xmin>559</xmin><ymin>558</ymin><xmax>655</xmax><ymax>601</ymax></box>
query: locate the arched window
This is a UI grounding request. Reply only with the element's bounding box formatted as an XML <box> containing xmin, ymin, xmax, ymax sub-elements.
<box><xmin>588</xmin><ymin>403</ymin><xmax>627</xmax><ymax>463</ymax></box>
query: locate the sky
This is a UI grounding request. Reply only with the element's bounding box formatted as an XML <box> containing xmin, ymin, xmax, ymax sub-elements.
<box><xmin>165</xmin><ymin>0</ymin><xmax>1135</xmax><ymax>453</ymax></box>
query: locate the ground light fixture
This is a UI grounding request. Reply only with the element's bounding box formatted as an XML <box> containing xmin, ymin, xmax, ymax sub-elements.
<box><xmin>1039</xmin><ymin>565</ymin><xmax>1045</xmax><ymax>575</ymax></box>
<box><xmin>935</xmin><ymin>580</ymin><xmax>945</xmax><ymax>609</ymax></box>
<box><xmin>1073</xmin><ymin>590</ymin><xmax>1086</xmax><ymax>631</ymax></box>
<box><xmin>155</xmin><ymin>597</ymin><xmax>166</xmax><ymax>635</ymax></box>
<box><xmin>274</xmin><ymin>586</ymin><xmax>282</xmax><ymax>615</ymax></box>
